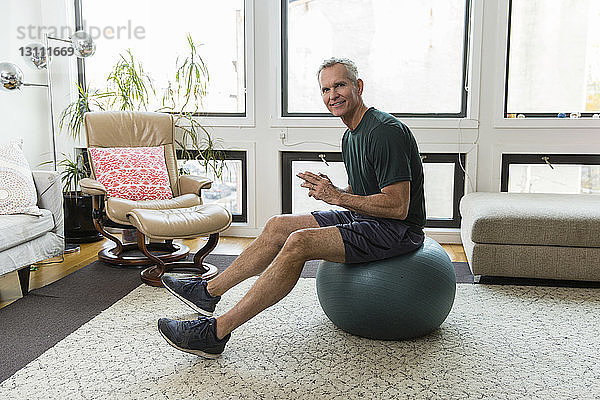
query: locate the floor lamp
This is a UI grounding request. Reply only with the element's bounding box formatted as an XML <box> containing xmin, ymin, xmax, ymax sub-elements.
<box><xmin>1</xmin><ymin>30</ymin><xmax>96</xmax><ymax>253</ymax></box>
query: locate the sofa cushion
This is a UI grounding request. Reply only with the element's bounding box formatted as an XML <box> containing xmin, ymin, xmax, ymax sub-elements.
<box><xmin>460</xmin><ymin>192</ymin><xmax>600</xmax><ymax>248</ymax></box>
<box><xmin>0</xmin><ymin>141</ymin><xmax>42</xmax><ymax>216</ymax></box>
<box><xmin>0</xmin><ymin>209</ymin><xmax>55</xmax><ymax>252</ymax></box>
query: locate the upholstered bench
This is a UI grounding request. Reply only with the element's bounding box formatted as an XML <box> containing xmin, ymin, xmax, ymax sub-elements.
<box><xmin>127</xmin><ymin>204</ymin><xmax>232</xmax><ymax>287</ymax></box>
<box><xmin>460</xmin><ymin>192</ymin><xmax>600</xmax><ymax>281</ymax></box>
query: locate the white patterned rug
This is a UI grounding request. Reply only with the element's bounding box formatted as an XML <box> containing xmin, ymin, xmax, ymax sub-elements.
<box><xmin>1</xmin><ymin>278</ymin><xmax>600</xmax><ymax>399</ymax></box>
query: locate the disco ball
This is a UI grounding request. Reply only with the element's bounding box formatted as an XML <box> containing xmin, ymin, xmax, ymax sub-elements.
<box><xmin>71</xmin><ymin>30</ymin><xmax>96</xmax><ymax>58</ymax></box>
<box><xmin>22</xmin><ymin>42</ymin><xmax>49</xmax><ymax>69</ymax></box>
<box><xmin>0</xmin><ymin>62</ymin><xmax>24</xmax><ymax>92</ymax></box>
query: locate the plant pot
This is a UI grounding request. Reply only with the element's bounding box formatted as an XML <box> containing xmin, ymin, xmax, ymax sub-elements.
<box><xmin>64</xmin><ymin>191</ymin><xmax>103</xmax><ymax>243</ymax></box>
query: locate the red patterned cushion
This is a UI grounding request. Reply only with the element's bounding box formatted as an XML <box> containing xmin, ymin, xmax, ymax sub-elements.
<box><xmin>88</xmin><ymin>146</ymin><xmax>173</xmax><ymax>200</ymax></box>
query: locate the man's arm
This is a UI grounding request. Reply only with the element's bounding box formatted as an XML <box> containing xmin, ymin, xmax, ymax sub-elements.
<box><xmin>297</xmin><ymin>171</ymin><xmax>409</xmax><ymax>220</ymax></box>
<box><xmin>337</xmin><ymin>181</ymin><xmax>409</xmax><ymax>219</ymax></box>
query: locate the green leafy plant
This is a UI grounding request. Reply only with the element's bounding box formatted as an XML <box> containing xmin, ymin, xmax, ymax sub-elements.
<box><xmin>40</xmin><ymin>152</ymin><xmax>89</xmax><ymax>196</ymax></box>
<box><xmin>160</xmin><ymin>34</ymin><xmax>224</xmax><ymax>177</ymax></box>
<box><xmin>57</xmin><ymin>153</ymin><xmax>89</xmax><ymax>196</ymax></box>
<box><xmin>106</xmin><ymin>49</ymin><xmax>154</xmax><ymax>111</ymax></box>
<box><xmin>58</xmin><ymin>85</ymin><xmax>111</xmax><ymax>139</ymax></box>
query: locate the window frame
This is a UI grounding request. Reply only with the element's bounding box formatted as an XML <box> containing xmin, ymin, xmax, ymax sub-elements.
<box><xmin>503</xmin><ymin>0</ymin><xmax>599</xmax><ymax>118</ymax></box>
<box><xmin>177</xmin><ymin>150</ymin><xmax>248</xmax><ymax>223</ymax></box>
<box><xmin>281</xmin><ymin>151</ymin><xmax>465</xmax><ymax>228</ymax></box>
<box><xmin>501</xmin><ymin>153</ymin><xmax>600</xmax><ymax>192</ymax></box>
<box><xmin>280</xmin><ymin>0</ymin><xmax>472</xmax><ymax>118</ymax></box>
<box><xmin>75</xmin><ymin>0</ymin><xmax>251</xmax><ymax>119</ymax></box>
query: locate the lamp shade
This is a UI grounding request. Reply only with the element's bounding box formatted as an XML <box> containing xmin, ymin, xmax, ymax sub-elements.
<box><xmin>22</xmin><ymin>43</ymin><xmax>49</xmax><ymax>70</ymax></box>
<box><xmin>0</xmin><ymin>62</ymin><xmax>24</xmax><ymax>92</ymax></box>
<box><xmin>71</xmin><ymin>30</ymin><xmax>96</xmax><ymax>58</ymax></box>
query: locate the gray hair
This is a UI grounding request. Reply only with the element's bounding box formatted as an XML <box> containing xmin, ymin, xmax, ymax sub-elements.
<box><xmin>317</xmin><ymin>57</ymin><xmax>359</xmax><ymax>86</ymax></box>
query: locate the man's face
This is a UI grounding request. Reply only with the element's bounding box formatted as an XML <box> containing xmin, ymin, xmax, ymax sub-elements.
<box><xmin>319</xmin><ymin>63</ymin><xmax>363</xmax><ymax>118</ymax></box>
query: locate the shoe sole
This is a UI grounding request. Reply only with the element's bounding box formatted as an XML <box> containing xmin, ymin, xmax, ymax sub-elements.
<box><xmin>162</xmin><ymin>282</ymin><xmax>214</xmax><ymax>317</ymax></box>
<box><xmin>158</xmin><ymin>327</ymin><xmax>221</xmax><ymax>359</ymax></box>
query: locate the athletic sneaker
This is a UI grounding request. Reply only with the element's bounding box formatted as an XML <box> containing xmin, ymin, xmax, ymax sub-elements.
<box><xmin>161</xmin><ymin>275</ymin><xmax>220</xmax><ymax>316</ymax></box>
<box><xmin>158</xmin><ymin>317</ymin><xmax>230</xmax><ymax>359</ymax></box>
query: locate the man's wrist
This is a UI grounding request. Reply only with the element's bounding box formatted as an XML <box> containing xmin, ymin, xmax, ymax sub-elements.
<box><xmin>335</xmin><ymin>191</ymin><xmax>348</xmax><ymax>206</ymax></box>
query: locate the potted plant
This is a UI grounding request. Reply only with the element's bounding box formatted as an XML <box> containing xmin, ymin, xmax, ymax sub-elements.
<box><xmin>57</xmin><ymin>152</ymin><xmax>103</xmax><ymax>243</ymax></box>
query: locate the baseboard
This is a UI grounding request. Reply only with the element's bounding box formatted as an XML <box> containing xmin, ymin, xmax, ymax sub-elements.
<box><xmin>223</xmin><ymin>225</ymin><xmax>262</xmax><ymax>237</ymax></box>
<box><xmin>424</xmin><ymin>228</ymin><xmax>462</xmax><ymax>244</ymax></box>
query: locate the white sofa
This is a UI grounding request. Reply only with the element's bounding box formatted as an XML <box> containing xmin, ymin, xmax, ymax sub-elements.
<box><xmin>0</xmin><ymin>171</ymin><xmax>64</xmax><ymax>294</ymax></box>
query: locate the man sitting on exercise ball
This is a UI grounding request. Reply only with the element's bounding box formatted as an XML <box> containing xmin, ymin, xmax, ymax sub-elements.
<box><xmin>158</xmin><ymin>57</ymin><xmax>426</xmax><ymax>358</ymax></box>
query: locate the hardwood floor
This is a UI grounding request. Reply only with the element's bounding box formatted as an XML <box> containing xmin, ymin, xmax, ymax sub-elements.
<box><xmin>0</xmin><ymin>236</ymin><xmax>466</xmax><ymax>309</ymax></box>
<box><xmin>443</xmin><ymin>244</ymin><xmax>468</xmax><ymax>264</ymax></box>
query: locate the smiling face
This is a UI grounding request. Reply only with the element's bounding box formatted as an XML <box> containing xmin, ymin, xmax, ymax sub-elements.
<box><xmin>318</xmin><ymin>63</ymin><xmax>364</xmax><ymax>121</ymax></box>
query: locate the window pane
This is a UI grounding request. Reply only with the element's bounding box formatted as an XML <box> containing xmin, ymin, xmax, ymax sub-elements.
<box><xmin>508</xmin><ymin>164</ymin><xmax>600</xmax><ymax>194</ymax></box>
<box><xmin>82</xmin><ymin>0</ymin><xmax>245</xmax><ymax>113</ymax></box>
<box><xmin>507</xmin><ymin>0</ymin><xmax>600</xmax><ymax>114</ymax></box>
<box><xmin>423</xmin><ymin>163</ymin><xmax>455</xmax><ymax>219</ymax></box>
<box><xmin>178</xmin><ymin>159</ymin><xmax>243</xmax><ymax>215</ymax></box>
<box><xmin>291</xmin><ymin>161</ymin><xmax>347</xmax><ymax>214</ymax></box>
<box><xmin>286</xmin><ymin>0</ymin><xmax>467</xmax><ymax>114</ymax></box>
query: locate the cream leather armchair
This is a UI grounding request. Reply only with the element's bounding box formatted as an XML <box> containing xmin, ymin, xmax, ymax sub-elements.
<box><xmin>80</xmin><ymin>111</ymin><xmax>222</xmax><ymax>269</ymax></box>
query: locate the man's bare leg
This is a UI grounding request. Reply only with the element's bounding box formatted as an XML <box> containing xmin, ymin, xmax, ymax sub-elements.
<box><xmin>207</xmin><ymin>214</ymin><xmax>320</xmax><ymax>297</ymax></box>
<box><xmin>214</xmin><ymin>226</ymin><xmax>345</xmax><ymax>340</ymax></box>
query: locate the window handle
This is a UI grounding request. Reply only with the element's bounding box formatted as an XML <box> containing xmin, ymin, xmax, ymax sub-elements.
<box><xmin>318</xmin><ymin>154</ymin><xmax>329</xmax><ymax>166</ymax></box>
<box><xmin>541</xmin><ymin>156</ymin><xmax>554</xmax><ymax>170</ymax></box>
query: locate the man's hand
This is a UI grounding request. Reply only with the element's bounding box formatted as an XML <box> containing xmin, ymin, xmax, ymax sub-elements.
<box><xmin>297</xmin><ymin>171</ymin><xmax>342</xmax><ymax>205</ymax></box>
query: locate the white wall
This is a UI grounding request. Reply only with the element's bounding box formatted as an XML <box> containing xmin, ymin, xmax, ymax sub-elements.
<box><xmin>0</xmin><ymin>0</ymin><xmax>74</xmax><ymax>169</ymax></box>
<box><xmin>0</xmin><ymin>0</ymin><xmax>49</xmax><ymax>167</ymax></box>
<box><xmin>2</xmin><ymin>0</ymin><xmax>600</xmax><ymax>243</ymax></box>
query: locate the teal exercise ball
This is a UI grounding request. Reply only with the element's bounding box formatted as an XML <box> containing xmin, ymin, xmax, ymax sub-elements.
<box><xmin>316</xmin><ymin>237</ymin><xmax>456</xmax><ymax>340</ymax></box>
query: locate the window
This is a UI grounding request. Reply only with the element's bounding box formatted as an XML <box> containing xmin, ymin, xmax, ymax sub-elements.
<box><xmin>281</xmin><ymin>152</ymin><xmax>346</xmax><ymax>214</ymax></box>
<box><xmin>281</xmin><ymin>152</ymin><xmax>465</xmax><ymax>228</ymax></box>
<box><xmin>422</xmin><ymin>153</ymin><xmax>465</xmax><ymax>228</ymax></box>
<box><xmin>505</xmin><ymin>0</ymin><xmax>600</xmax><ymax>117</ymax></box>
<box><xmin>282</xmin><ymin>0</ymin><xmax>470</xmax><ymax>117</ymax></box>
<box><xmin>501</xmin><ymin>154</ymin><xmax>600</xmax><ymax>194</ymax></box>
<box><xmin>78</xmin><ymin>0</ymin><xmax>246</xmax><ymax>115</ymax></box>
<box><xmin>177</xmin><ymin>150</ymin><xmax>248</xmax><ymax>222</ymax></box>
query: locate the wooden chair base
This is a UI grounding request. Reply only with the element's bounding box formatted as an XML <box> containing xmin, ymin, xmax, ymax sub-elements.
<box><xmin>137</xmin><ymin>231</ymin><xmax>222</xmax><ymax>287</ymax></box>
<box><xmin>98</xmin><ymin>242</ymin><xmax>189</xmax><ymax>267</ymax></box>
<box><xmin>90</xmin><ymin>201</ymin><xmax>190</xmax><ymax>268</ymax></box>
<box><xmin>141</xmin><ymin>263</ymin><xmax>219</xmax><ymax>287</ymax></box>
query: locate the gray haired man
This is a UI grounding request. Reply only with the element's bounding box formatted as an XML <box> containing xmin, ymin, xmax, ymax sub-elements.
<box><xmin>158</xmin><ymin>57</ymin><xmax>425</xmax><ymax>358</ymax></box>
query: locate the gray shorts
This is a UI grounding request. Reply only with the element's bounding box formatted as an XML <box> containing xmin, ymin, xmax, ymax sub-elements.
<box><xmin>311</xmin><ymin>210</ymin><xmax>424</xmax><ymax>264</ymax></box>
